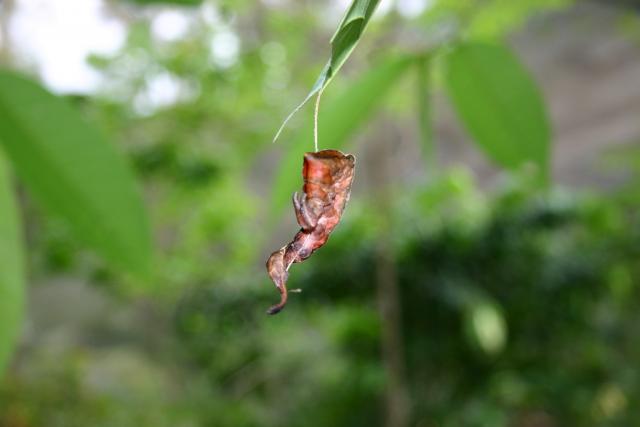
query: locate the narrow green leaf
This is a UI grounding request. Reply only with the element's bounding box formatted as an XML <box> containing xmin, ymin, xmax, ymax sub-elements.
<box><xmin>271</xmin><ymin>55</ymin><xmax>414</xmax><ymax>214</ymax></box>
<box><xmin>444</xmin><ymin>42</ymin><xmax>550</xmax><ymax>179</ymax></box>
<box><xmin>329</xmin><ymin>0</ymin><xmax>379</xmax><ymax>77</ymax></box>
<box><xmin>272</xmin><ymin>0</ymin><xmax>381</xmax><ymax>142</ymax></box>
<box><xmin>0</xmin><ymin>155</ymin><xmax>25</xmax><ymax>375</ymax></box>
<box><xmin>0</xmin><ymin>71</ymin><xmax>152</xmax><ymax>277</ymax></box>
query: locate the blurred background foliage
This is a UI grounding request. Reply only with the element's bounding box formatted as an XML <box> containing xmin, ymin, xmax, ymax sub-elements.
<box><xmin>1</xmin><ymin>0</ymin><xmax>640</xmax><ymax>426</ymax></box>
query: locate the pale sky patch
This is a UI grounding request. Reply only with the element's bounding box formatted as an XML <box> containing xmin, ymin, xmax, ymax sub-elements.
<box><xmin>209</xmin><ymin>30</ymin><xmax>240</xmax><ymax>69</ymax></box>
<box><xmin>134</xmin><ymin>72</ymin><xmax>180</xmax><ymax>115</ymax></box>
<box><xmin>397</xmin><ymin>0</ymin><xmax>433</xmax><ymax>19</ymax></box>
<box><xmin>201</xmin><ymin>2</ymin><xmax>223</xmax><ymax>26</ymax></box>
<box><xmin>374</xmin><ymin>0</ymin><xmax>394</xmax><ymax>20</ymax></box>
<box><xmin>151</xmin><ymin>9</ymin><xmax>191</xmax><ymax>42</ymax></box>
<box><xmin>9</xmin><ymin>0</ymin><xmax>126</xmax><ymax>94</ymax></box>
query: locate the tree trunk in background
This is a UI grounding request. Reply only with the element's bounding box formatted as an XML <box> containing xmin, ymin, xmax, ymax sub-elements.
<box><xmin>368</xmin><ymin>123</ymin><xmax>411</xmax><ymax>427</ymax></box>
<box><xmin>376</xmin><ymin>234</ymin><xmax>410</xmax><ymax>427</ymax></box>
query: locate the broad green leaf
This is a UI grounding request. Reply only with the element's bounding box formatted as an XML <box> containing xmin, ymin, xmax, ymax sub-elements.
<box><xmin>271</xmin><ymin>55</ymin><xmax>414</xmax><ymax>214</ymax></box>
<box><xmin>0</xmin><ymin>71</ymin><xmax>151</xmax><ymax>277</ymax></box>
<box><xmin>444</xmin><ymin>42</ymin><xmax>550</xmax><ymax>179</ymax></box>
<box><xmin>272</xmin><ymin>0</ymin><xmax>381</xmax><ymax>143</ymax></box>
<box><xmin>0</xmin><ymin>155</ymin><xmax>25</xmax><ymax>375</ymax></box>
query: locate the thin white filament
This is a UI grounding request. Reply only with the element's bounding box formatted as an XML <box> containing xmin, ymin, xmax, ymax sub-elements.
<box><xmin>313</xmin><ymin>86</ymin><xmax>325</xmax><ymax>152</ymax></box>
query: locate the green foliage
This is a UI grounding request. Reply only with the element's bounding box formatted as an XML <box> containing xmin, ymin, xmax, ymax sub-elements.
<box><xmin>272</xmin><ymin>54</ymin><xmax>415</xmax><ymax>213</ymax></box>
<box><xmin>288</xmin><ymin>181</ymin><xmax>637</xmax><ymax>426</ymax></box>
<box><xmin>6</xmin><ymin>178</ymin><xmax>639</xmax><ymax>425</ymax></box>
<box><xmin>165</xmin><ymin>175</ymin><xmax>640</xmax><ymax>426</ymax></box>
<box><xmin>273</xmin><ymin>0</ymin><xmax>381</xmax><ymax>142</ymax></box>
<box><xmin>444</xmin><ymin>43</ymin><xmax>551</xmax><ymax>179</ymax></box>
<box><xmin>0</xmin><ymin>71</ymin><xmax>152</xmax><ymax>277</ymax></box>
<box><xmin>0</xmin><ymin>156</ymin><xmax>24</xmax><ymax>376</ymax></box>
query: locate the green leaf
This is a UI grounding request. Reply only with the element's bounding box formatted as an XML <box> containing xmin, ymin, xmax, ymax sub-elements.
<box><xmin>0</xmin><ymin>71</ymin><xmax>152</xmax><ymax>277</ymax></box>
<box><xmin>271</xmin><ymin>55</ymin><xmax>414</xmax><ymax>214</ymax></box>
<box><xmin>444</xmin><ymin>42</ymin><xmax>550</xmax><ymax>179</ymax></box>
<box><xmin>329</xmin><ymin>0</ymin><xmax>380</xmax><ymax>79</ymax></box>
<box><xmin>272</xmin><ymin>0</ymin><xmax>381</xmax><ymax>143</ymax></box>
<box><xmin>0</xmin><ymin>155</ymin><xmax>25</xmax><ymax>375</ymax></box>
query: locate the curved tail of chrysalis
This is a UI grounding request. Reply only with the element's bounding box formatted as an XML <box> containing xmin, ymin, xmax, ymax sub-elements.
<box><xmin>266</xmin><ymin>247</ymin><xmax>289</xmax><ymax>315</ymax></box>
<box><xmin>267</xmin><ymin>285</ymin><xmax>288</xmax><ymax>315</ymax></box>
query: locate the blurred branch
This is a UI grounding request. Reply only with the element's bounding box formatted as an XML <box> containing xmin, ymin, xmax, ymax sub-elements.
<box><xmin>416</xmin><ymin>55</ymin><xmax>435</xmax><ymax>174</ymax></box>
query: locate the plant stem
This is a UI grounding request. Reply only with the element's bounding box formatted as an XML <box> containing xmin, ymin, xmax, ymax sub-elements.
<box><xmin>416</xmin><ymin>56</ymin><xmax>435</xmax><ymax>173</ymax></box>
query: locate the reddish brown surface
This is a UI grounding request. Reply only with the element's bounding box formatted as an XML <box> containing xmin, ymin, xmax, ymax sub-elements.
<box><xmin>266</xmin><ymin>149</ymin><xmax>356</xmax><ymax>314</ymax></box>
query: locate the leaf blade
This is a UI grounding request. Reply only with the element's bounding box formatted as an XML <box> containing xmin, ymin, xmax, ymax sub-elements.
<box><xmin>0</xmin><ymin>71</ymin><xmax>152</xmax><ymax>277</ymax></box>
<box><xmin>273</xmin><ymin>0</ymin><xmax>381</xmax><ymax>142</ymax></box>
<box><xmin>444</xmin><ymin>42</ymin><xmax>551</xmax><ymax>179</ymax></box>
<box><xmin>0</xmin><ymin>155</ymin><xmax>25</xmax><ymax>375</ymax></box>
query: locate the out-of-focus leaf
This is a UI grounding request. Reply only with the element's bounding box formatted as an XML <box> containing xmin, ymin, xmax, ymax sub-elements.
<box><xmin>271</xmin><ymin>55</ymin><xmax>415</xmax><ymax>214</ymax></box>
<box><xmin>467</xmin><ymin>0</ymin><xmax>571</xmax><ymax>39</ymax></box>
<box><xmin>444</xmin><ymin>42</ymin><xmax>550</xmax><ymax>179</ymax></box>
<box><xmin>272</xmin><ymin>0</ymin><xmax>381</xmax><ymax>143</ymax></box>
<box><xmin>464</xmin><ymin>299</ymin><xmax>507</xmax><ymax>356</ymax></box>
<box><xmin>421</xmin><ymin>0</ymin><xmax>571</xmax><ymax>40</ymax></box>
<box><xmin>0</xmin><ymin>155</ymin><xmax>24</xmax><ymax>375</ymax></box>
<box><xmin>445</xmin><ymin>284</ymin><xmax>507</xmax><ymax>357</ymax></box>
<box><xmin>0</xmin><ymin>71</ymin><xmax>152</xmax><ymax>277</ymax></box>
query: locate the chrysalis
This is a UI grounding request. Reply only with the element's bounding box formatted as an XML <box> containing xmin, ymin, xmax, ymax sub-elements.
<box><xmin>266</xmin><ymin>149</ymin><xmax>356</xmax><ymax>314</ymax></box>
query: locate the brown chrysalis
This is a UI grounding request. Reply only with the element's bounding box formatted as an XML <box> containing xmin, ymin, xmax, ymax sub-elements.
<box><xmin>266</xmin><ymin>149</ymin><xmax>356</xmax><ymax>315</ymax></box>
